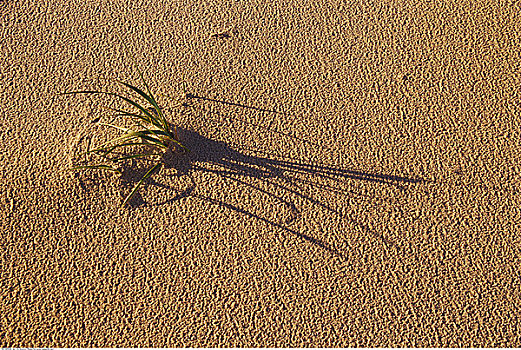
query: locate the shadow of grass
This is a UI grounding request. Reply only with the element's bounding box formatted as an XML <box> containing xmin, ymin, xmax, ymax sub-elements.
<box><xmin>136</xmin><ymin>126</ymin><xmax>428</xmax><ymax>259</ymax></box>
<box><xmin>114</xmin><ymin>94</ymin><xmax>431</xmax><ymax>258</ymax></box>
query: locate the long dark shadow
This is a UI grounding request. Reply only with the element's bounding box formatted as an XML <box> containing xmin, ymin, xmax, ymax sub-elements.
<box><xmin>177</xmin><ymin>128</ymin><xmax>426</xmax><ymax>188</ymax></box>
<box><xmin>193</xmin><ymin>193</ymin><xmax>345</xmax><ymax>258</ymax></box>
<box><xmin>140</xmin><ymin>127</ymin><xmax>426</xmax><ymax>257</ymax></box>
<box><xmin>148</xmin><ymin>92</ymin><xmax>428</xmax><ymax>256</ymax></box>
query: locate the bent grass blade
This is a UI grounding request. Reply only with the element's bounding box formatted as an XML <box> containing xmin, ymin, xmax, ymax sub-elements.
<box><xmin>121</xmin><ymin>162</ymin><xmax>162</xmax><ymax>207</ymax></box>
<box><xmin>64</xmin><ymin>73</ymin><xmax>189</xmax><ymax>207</ymax></box>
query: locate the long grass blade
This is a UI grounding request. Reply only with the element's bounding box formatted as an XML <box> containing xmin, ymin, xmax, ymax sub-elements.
<box><xmin>118</xmin><ymin>81</ymin><xmax>167</xmax><ymax>128</ymax></box>
<box><xmin>131</xmin><ymin>132</ymin><xmax>168</xmax><ymax>149</ymax></box>
<box><xmin>134</xmin><ymin>128</ymin><xmax>171</xmax><ymax>138</ymax></box>
<box><xmin>135</xmin><ymin>67</ymin><xmax>158</xmax><ymax>116</ymax></box>
<box><xmin>122</xmin><ymin>162</ymin><xmax>162</xmax><ymax>207</ymax></box>
<box><xmin>132</xmin><ymin>120</ymin><xmax>177</xmax><ymax>141</ymax></box>
<box><xmin>97</xmin><ymin>131</ymin><xmax>140</xmax><ymax>148</ymax></box>
<box><xmin>94</xmin><ymin>130</ymin><xmax>165</xmax><ymax>149</ymax></box>
<box><xmin>87</xmin><ymin>142</ymin><xmax>159</xmax><ymax>155</ymax></box>
<box><xmin>101</xmin><ymin>106</ymin><xmax>152</xmax><ymax>125</ymax></box>
<box><xmin>64</xmin><ymin>70</ymin><xmax>190</xmax><ymax>207</ymax></box>
<box><xmin>61</xmin><ymin>91</ymin><xmax>161</xmax><ymax>129</ymax></box>
<box><xmin>110</xmin><ymin>153</ymin><xmax>160</xmax><ymax>162</ymax></box>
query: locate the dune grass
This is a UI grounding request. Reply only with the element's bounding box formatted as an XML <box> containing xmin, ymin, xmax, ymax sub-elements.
<box><xmin>63</xmin><ymin>71</ymin><xmax>188</xmax><ymax>207</ymax></box>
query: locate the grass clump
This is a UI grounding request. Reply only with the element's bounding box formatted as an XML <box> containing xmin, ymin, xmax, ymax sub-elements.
<box><xmin>63</xmin><ymin>71</ymin><xmax>188</xmax><ymax>207</ymax></box>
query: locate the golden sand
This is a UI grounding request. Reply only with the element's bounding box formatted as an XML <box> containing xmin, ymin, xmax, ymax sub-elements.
<box><xmin>1</xmin><ymin>0</ymin><xmax>520</xmax><ymax>346</ymax></box>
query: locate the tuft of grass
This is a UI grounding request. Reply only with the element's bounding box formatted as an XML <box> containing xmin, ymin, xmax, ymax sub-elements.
<box><xmin>62</xmin><ymin>71</ymin><xmax>189</xmax><ymax>207</ymax></box>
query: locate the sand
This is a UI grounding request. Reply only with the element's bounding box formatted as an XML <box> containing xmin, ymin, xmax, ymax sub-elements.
<box><xmin>1</xmin><ymin>0</ymin><xmax>520</xmax><ymax>347</ymax></box>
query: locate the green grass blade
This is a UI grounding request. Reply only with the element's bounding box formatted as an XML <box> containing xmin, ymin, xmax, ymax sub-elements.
<box><xmin>135</xmin><ymin>68</ymin><xmax>157</xmax><ymax>112</ymax></box>
<box><xmin>123</xmin><ymin>130</ymin><xmax>165</xmax><ymax>148</ymax></box>
<box><xmin>97</xmin><ymin>131</ymin><xmax>139</xmax><ymax>148</ymax></box>
<box><xmin>136</xmin><ymin>121</ymin><xmax>177</xmax><ymax>141</ymax></box>
<box><xmin>138</xmin><ymin>69</ymin><xmax>153</xmax><ymax>97</ymax></box>
<box><xmin>62</xmin><ymin>90</ymin><xmax>160</xmax><ymax>128</ymax></box>
<box><xmin>97</xmin><ymin>130</ymin><xmax>162</xmax><ymax>147</ymax></box>
<box><xmin>116</xmin><ymin>36</ymin><xmax>159</xmax><ymax>124</ymax></box>
<box><xmin>110</xmin><ymin>153</ymin><xmax>160</xmax><ymax>162</ymax></box>
<box><xmin>137</xmin><ymin>135</ymin><xmax>168</xmax><ymax>149</ymax></box>
<box><xmin>102</xmin><ymin>106</ymin><xmax>153</xmax><ymax>126</ymax></box>
<box><xmin>122</xmin><ymin>162</ymin><xmax>162</xmax><ymax>207</ymax></box>
<box><xmin>169</xmin><ymin>138</ymin><xmax>190</xmax><ymax>152</ymax></box>
<box><xmin>134</xmin><ymin>128</ymin><xmax>171</xmax><ymax>138</ymax></box>
<box><xmin>118</xmin><ymin>81</ymin><xmax>164</xmax><ymax>123</ymax></box>
<box><xmin>92</xmin><ymin>132</ymin><xmax>163</xmax><ymax>156</ymax></box>
<box><xmin>87</xmin><ymin>142</ymin><xmax>160</xmax><ymax>155</ymax></box>
<box><xmin>64</xmin><ymin>72</ymin><xmax>190</xmax><ymax>206</ymax></box>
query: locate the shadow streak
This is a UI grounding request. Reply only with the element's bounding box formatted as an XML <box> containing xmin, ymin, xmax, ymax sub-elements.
<box><xmin>148</xmin><ymin>94</ymin><xmax>430</xmax><ymax>257</ymax></box>
<box><xmin>147</xmin><ymin>125</ymin><xmax>427</xmax><ymax>258</ymax></box>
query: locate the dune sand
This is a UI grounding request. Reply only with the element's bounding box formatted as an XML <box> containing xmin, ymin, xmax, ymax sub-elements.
<box><xmin>1</xmin><ymin>0</ymin><xmax>520</xmax><ymax>347</ymax></box>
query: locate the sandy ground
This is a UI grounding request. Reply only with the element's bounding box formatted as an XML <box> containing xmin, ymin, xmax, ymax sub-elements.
<box><xmin>1</xmin><ymin>0</ymin><xmax>521</xmax><ymax>347</ymax></box>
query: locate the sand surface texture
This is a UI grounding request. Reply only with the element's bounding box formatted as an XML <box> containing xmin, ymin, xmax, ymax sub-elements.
<box><xmin>2</xmin><ymin>0</ymin><xmax>521</xmax><ymax>347</ymax></box>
